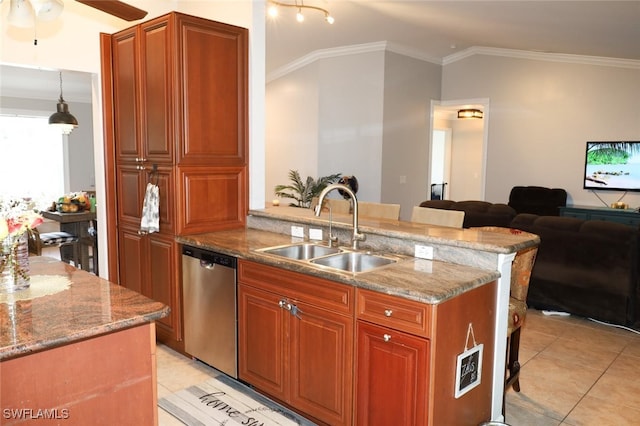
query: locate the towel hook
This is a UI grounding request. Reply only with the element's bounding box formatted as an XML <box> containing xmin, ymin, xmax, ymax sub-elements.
<box><xmin>149</xmin><ymin>163</ymin><xmax>159</xmax><ymax>186</ymax></box>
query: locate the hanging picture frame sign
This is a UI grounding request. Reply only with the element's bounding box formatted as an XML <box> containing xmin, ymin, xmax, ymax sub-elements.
<box><xmin>454</xmin><ymin>323</ymin><xmax>484</xmax><ymax>399</ymax></box>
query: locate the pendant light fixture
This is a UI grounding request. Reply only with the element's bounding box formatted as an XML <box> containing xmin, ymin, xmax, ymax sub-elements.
<box><xmin>49</xmin><ymin>71</ymin><xmax>78</xmax><ymax>135</ymax></box>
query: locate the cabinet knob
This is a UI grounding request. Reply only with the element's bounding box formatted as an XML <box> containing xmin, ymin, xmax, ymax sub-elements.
<box><xmin>384</xmin><ymin>309</ymin><xmax>393</xmax><ymax>317</ymax></box>
<box><xmin>278</xmin><ymin>300</ymin><xmax>292</xmax><ymax>311</ymax></box>
<box><xmin>383</xmin><ymin>334</ymin><xmax>392</xmax><ymax>342</ymax></box>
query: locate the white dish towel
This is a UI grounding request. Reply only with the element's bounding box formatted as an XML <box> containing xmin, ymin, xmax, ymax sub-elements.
<box><xmin>140</xmin><ymin>182</ymin><xmax>160</xmax><ymax>234</ymax></box>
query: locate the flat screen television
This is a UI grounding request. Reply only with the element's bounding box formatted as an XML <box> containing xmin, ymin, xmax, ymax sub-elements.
<box><xmin>584</xmin><ymin>141</ymin><xmax>640</xmax><ymax>192</ymax></box>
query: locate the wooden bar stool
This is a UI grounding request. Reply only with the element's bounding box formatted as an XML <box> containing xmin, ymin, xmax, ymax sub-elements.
<box><xmin>28</xmin><ymin>228</ymin><xmax>80</xmax><ymax>267</ymax></box>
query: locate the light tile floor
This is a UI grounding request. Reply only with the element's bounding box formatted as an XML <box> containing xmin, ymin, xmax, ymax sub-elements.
<box><xmin>156</xmin><ymin>308</ymin><xmax>640</xmax><ymax>425</ymax></box>
<box><xmin>505</xmin><ymin>309</ymin><xmax>640</xmax><ymax>425</ymax></box>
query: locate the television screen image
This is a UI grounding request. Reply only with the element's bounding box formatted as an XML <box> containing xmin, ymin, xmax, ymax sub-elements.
<box><xmin>584</xmin><ymin>141</ymin><xmax>640</xmax><ymax>192</ymax></box>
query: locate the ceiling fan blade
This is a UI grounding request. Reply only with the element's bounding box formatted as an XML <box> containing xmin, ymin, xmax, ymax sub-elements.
<box><xmin>75</xmin><ymin>0</ymin><xmax>147</xmax><ymax>21</ymax></box>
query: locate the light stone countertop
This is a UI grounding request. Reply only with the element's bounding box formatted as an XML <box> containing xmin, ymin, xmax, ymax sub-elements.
<box><xmin>250</xmin><ymin>206</ymin><xmax>539</xmax><ymax>254</ymax></box>
<box><xmin>177</xmin><ymin>227</ymin><xmax>501</xmax><ymax>305</ymax></box>
<box><xmin>178</xmin><ymin>207</ymin><xmax>539</xmax><ymax>305</ymax></box>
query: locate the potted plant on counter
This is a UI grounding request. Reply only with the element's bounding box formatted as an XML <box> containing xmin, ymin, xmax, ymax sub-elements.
<box><xmin>274</xmin><ymin>170</ymin><xmax>341</xmax><ymax>208</ymax></box>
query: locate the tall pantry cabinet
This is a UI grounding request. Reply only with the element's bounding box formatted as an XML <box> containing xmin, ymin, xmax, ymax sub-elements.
<box><xmin>100</xmin><ymin>12</ymin><xmax>248</xmax><ymax>351</ymax></box>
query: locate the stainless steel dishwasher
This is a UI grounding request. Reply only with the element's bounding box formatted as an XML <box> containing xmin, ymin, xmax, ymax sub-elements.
<box><xmin>182</xmin><ymin>245</ymin><xmax>237</xmax><ymax>378</ymax></box>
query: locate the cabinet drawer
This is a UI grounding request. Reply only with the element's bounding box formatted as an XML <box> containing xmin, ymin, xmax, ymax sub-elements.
<box><xmin>238</xmin><ymin>260</ymin><xmax>353</xmax><ymax>315</ymax></box>
<box><xmin>356</xmin><ymin>288</ymin><xmax>431</xmax><ymax>338</ymax></box>
<box><xmin>591</xmin><ymin>213</ymin><xmax>640</xmax><ymax>227</ymax></box>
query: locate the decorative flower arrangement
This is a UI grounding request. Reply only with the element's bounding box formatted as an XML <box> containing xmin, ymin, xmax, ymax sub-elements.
<box><xmin>0</xmin><ymin>198</ymin><xmax>43</xmax><ymax>241</ymax></box>
<box><xmin>0</xmin><ymin>198</ymin><xmax>43</xmax><ymax>292</ymax></box>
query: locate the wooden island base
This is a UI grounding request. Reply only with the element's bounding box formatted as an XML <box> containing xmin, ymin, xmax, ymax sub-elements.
<box><xmin>1</xmin><ymin>323</ymin><xmax>158</xmax><ymax>425</ymax></box>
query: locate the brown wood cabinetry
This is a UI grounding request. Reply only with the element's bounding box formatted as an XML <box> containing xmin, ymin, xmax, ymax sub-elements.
<box><xmin>238</xmin><ymin>260</ymin><xmax>354</xmax><ymax>426</ymax></box>
<box><xmin>101</xmin><ymin>12</ymin><xmax>248</xmax><ymax>351</ymax></box>
<box><xmin>356</xmin><ymin>321</ymin><xmax>429</xmax><ymax>425</ymax></box>
<box><xmin>356</xmin><ymin>283</ymin><xmax>497</xmax><ymax>426</ymax></box>
<box><xmin>355</xmin><ymin>289</ymin><xmax>430</xmax><ymax>426</ymax></box>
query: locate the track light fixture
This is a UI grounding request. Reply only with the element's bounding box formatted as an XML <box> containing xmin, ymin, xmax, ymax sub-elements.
<box><xmin>49</xmin><ymin>71</ymin><xmax>78</xmax><ymax>135</ymax></box>
<box><xmin>268</xmin><ymin>0</ymin><xmax>335</xmax><ymax>24</ymax></box>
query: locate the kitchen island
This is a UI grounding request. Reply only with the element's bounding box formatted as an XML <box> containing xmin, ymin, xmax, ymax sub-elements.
<box><xmin>1</xmin><ymin>257</ymin><xmax>169</xmax><ymax>425</ymax></box>
<box><xmin>177</xmin><ymin>207</ymin><xmax>539</xmax><ymax>425</ymax></box>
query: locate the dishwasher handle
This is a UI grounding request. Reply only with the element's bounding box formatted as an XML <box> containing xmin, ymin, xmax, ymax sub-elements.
<box><xmin>200</xmin><ymin>259</ymin><xmax>216</xmax><ymax>269</ymax></box>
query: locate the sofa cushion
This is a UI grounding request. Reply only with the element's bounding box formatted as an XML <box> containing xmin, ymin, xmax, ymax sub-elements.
<box><xmin>510</xmin><ymin>213</ymin><xmax>639</xmax><ymax>325</ymax></box>
<box><xmin>418</xmin><ymin>200</ymin><xmax>516</xmax><ymax>228</ymax></box>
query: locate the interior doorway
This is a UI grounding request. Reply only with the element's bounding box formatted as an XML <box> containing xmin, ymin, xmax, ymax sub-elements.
<box><xmin>429</xmin><ymin>99</ymin><xmax>489</xmax><ymax>201</ymax></box>
<box><xmin>430</xmin><ymin>129</ymin><xmax>452</xmax><ymax>200</ymax></box>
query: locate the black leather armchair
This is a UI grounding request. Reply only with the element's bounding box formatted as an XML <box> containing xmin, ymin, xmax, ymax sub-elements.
<box><xmin>508</xmin><ymin>186</ymin><xmax>567</xmax><ymax>216</ymax></box>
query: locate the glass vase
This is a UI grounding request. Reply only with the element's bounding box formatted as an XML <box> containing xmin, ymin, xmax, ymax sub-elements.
<box><xmin>0</xmin><ymin>232</ymin><xmax>31</xmax><ymax>293</ymax></box>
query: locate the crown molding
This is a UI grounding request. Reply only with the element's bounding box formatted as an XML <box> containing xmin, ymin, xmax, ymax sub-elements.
<box><xmin>267</xmin><ymin>43</ymin><xmax>640</xmax><ymax>82</ymax></box>
<box><xmin>267</xmin><ymin>41</ymin><xmax>443</xmax><ymax>82</ymax></box>
<box><xmin>443</xmin><ymin>46</ymin><xmax>640</xmax><ymax>69</ymax></box>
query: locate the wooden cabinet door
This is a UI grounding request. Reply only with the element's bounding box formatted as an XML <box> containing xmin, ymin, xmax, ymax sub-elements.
<box><xmin>356</xmin><ymin>321</ymin><xmax>429</xmax><ymax>426</ymax></box>
<box><xmin>290</xmin><ymin>300</ymin><xmax>353</xmax><ymax>426</ymax></box>
<box><xmin>238</xmin><ymin>283</ymin><xmax>287</xmax><ymax>401</ymax></box>
<box><xmin>174</xmin><ymin>14</ymin><xmax>248</xmax><ymax>167</ymax></box>
<box><xmin>112</xmin><ymin>26</ymin><xmax>141</xmax><ymax>163</ymax></box>
<box><xmin>148</xmin><ymin>234</ymin><xmax>180</xmax><ymax>341</ymax></box>
<box><xmin>139</xmin><ymin>16</ymin><xmax>173</xmax><ymax>165</ymax></box>
<box><xmin>117</xmin><ymin>227</ymin><xmax>147</xmax><ymax>295</ymax></box>
<box><xmin>176</xmin><ymin>166</ymin><xmax>246</xmax><ymax>235</ymax></box>
<box><xmin>115</xmin><ymin>164</ymin><xmax>175</xmax><ymax>234</ymax></box>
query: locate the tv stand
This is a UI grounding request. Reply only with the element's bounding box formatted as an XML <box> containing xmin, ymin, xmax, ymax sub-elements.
<box><xmin>560</xmin><ymin>205</ymin><xmax>640</xmax><ymax>227</ymax></box>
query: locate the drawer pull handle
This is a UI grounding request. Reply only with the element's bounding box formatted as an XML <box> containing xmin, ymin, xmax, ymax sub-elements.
<box><xmin>383</xmin><ymin>334</ymin><xmax>391</xmax><ymax>342</ymax></box>
<box><xmin>384</xmin><ymin>309</ymin><xmax>393</xmax><ymax>317</ymax></box>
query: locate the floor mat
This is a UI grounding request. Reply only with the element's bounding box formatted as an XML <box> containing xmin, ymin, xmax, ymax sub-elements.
<box><xmin>159</xmin><ymin>373</ymin><xmax>316</xmax><ymax>425</ymax></box>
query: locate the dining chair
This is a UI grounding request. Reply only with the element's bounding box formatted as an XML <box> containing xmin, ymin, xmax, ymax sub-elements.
<box><xmin>411</xmin><ymin>206</ymin><xmax>465</xmax><ymax>228</ymax></box>
<box><xmin>358</xmin><ymin>202</ymin><xmax>401</xmax><ymax>220</ymax></box>
<box><xmin>327</xmin><ymin>199</ymin><xmax>351</xmax><ymax>214</ymax></box>
<box><xmin>474</xmin><ymin>226</ymin><xmax>538</xmax><ymax>396</ymax></box>
<box><xmin>28</xmin><ymin>228</ymin><xmax>80</xmax><ymax>267</ymax></box>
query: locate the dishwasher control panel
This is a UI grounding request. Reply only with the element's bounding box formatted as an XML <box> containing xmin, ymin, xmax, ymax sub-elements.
<box><xmin>182</xmin><ymin>245</ymin><xmax>237</xmax><ymax>269</ymax></box>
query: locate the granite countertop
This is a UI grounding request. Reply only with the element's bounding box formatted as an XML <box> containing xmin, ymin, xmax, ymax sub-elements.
<box><xmin>0</xmin><ymin>257</ymin><xmax>169</xmax><ymax>361</ymax></box>
<box><xmin>177</xmin><ymin>227</ymin><xmax>502</xmax><ymax>305</ymax></box>
<box><xmin>250</xmin><ymin>206</ymin><xmax>540</xmax><ymax>254</ymax></box>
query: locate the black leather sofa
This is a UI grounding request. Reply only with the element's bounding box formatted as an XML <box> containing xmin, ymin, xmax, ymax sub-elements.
<box><xmin>418</xmin><ymin>200</ymin><xmax>517</xmax><ymax>228</ymax></box>
<box><xmin>508</xmin><ymin>186</ymin><xmax>567</xmax><ymax>216</ymax></box>
<box><xmin>511</xmin><ymin>213</ymin><xmax>640</xmax><ymax>326</ymax></box>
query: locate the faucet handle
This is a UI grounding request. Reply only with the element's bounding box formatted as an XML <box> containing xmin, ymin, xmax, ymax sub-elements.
<box><xmin>351</xmin><ymin>231</ymin><xmax>366</xmax><ymax>250</ymax></box>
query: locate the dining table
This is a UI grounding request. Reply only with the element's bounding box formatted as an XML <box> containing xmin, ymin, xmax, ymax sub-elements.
<box><xmin>41</xmin><ymin>210</ymin><xmax>97</xmax><ymax>273</ymax></box>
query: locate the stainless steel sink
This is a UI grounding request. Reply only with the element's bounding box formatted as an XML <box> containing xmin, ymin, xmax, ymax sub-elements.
<box><xmin>310</xmin><ymin>252</ymin><xmax>397</xmax><ymax>273</ymax></box>
<box><xmin>259</xmin><ymin>243</ymin><xmax>341</xmax><ymax>261</ymax></box>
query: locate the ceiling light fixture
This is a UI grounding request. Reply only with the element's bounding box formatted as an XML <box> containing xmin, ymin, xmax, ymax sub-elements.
<box><xmin>49</xmin><ymin>71</ymin><xmax>78</xmax><ymax>135</ymax></box>
<box><xmin>457</xmin><ymin>109</ymin><xmax>483</xmax><ymax>119</ymax></box>
<box><xmin>7</xmin><ymin>0</ymin><xmax>63</xmax><ymax>27</ymax></box>
<box><xmin>268</xmin><ymin>0</ymin><xmax>335</xmax><ymax>25</ymax></box>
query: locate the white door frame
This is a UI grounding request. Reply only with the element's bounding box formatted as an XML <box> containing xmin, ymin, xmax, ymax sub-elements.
<box><xmin>429</xmin><ymin>98</ymin><xmax>490</xmax><ymax>200</ymax></box>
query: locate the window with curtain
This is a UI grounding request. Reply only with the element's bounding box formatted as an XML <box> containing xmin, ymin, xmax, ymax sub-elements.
<box><xmin>0</xmin><ymin>115</ymin><xmax>64</xmax><ymax>209</ymax></box>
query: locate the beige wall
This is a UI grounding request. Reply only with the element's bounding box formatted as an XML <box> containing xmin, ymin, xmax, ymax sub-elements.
<box><xmin>442</xmin><ymin>53</ymin><xmax>640</xmax><ymax>207</ymax></box>
<box><xmin>266</xmin><ymin>47</ymin><xmax>442</xmax><ymax>220</ymax></box>
<box><xmin>267</xmin><ymin>48</ymin><xmax>640</xmax><ymax>213</ymax></box>
<box><xmin>381</xmin><ymin>52</ymin><xmax>442</xmax><ymax>220</ymax></box>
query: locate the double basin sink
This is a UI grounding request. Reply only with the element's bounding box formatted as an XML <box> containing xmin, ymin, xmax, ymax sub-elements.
<box><xmin>256</xmin><ymin>242</ymin><xmax>399</xmax><ymax>274</ymax></box>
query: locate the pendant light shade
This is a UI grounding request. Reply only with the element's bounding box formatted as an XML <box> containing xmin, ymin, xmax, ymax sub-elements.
<box><xmin>7</xmin><ymin>0</ymin><xmax>34</xmax><ymax>28</ymax></box>
<box><xmin>49</xmin><ymin>72</ymin><xmax>78</xmax><ymax>135</ymax></box>
<box><xmin>32</xmin><ymin>0</ymin><xmax>64</xmax><ymax>21</ymax></box>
